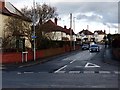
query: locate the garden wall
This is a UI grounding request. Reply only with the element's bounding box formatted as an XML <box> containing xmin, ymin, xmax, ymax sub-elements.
<box><xmin>0</xmin><ymin>46</ymin><xmax>80</xmax><ymax>64</ymax></box>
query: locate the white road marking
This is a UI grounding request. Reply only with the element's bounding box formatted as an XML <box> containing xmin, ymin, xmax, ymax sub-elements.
<box><xmin>83</xmin><ymin>71</ymin><xmax>95</xmax><ymax>74</ymax></box>
<box><xmin>69</xmin><ymin>71</ymin><xmax>80</xmax><ymax>73</ymax></box>
<box><xmin>17</xmin><ymin>72</ymin><xmax>22</xmax><ymax>74</ymax></box>
<box><xmin>70</xmin><ymin>59</ymin><xmax>76</xmax><ymax>64</ymax></box>
<box><xmin>54</xmin><ymin>65</ymin><xmax>67</xmax><ymax>73</ymax></box>
<box><xmin>114</xmin><ymin>71</ymin><xmax>120</xmax><ymax>74</ymax></box>
<box><xmin>85</xmin><ymin>62</ymin><xmax>100</xmax><ymax>68</ymax></box>
<box><xmin>99</xmin><ymin>71</ymin><xmax>110</xmax><ymax>74</ymax></box>
<box><xmin>55</xmin><ymin>71</ymin><xmax>66</xmax><ymax>73</ymax></box>
<box><xmin>24</xmin><ymin>72</ymin><xmax>34</xmax><ymax>74</ymax></box>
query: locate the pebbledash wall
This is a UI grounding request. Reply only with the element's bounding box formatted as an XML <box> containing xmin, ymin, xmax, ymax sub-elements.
<box><xmin>1</xmin><ymin>46</ymin><xmax>80</xmax><ymax>64</ymax></box>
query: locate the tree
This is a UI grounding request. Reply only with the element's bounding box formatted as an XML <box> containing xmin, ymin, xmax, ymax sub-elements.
<box><xmin>21</xmin><ymin>3</ymin><xmax>57</xmax><ymax>24</ymax></box>
<box><xmin>3</xmin><ymin>17</ymin><xmax>31</xmax><ymax>51</ymax></box>
<box><xmin>21</xmin><ymin>3</ymin><xmax>58</xmax><ymax>50</ymax></box>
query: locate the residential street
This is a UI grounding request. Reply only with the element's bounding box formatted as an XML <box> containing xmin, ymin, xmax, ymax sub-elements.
<box><xmin>1</xmin><ymin>45</ymin><xmax>120</xmax><ymax>89</ymax></box>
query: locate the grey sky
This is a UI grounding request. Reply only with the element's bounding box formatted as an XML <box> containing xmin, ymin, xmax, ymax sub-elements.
<box><xmin>52</xmin><ymin>2</ymin><xmax>118</xmax><ymax>24</ymax></box>
<box><xmin>7</xmin><ymin>0</ymin><xmax>119</xmax><ymax>33</ymax></box>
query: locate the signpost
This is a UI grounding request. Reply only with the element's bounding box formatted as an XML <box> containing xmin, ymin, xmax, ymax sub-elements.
<box><xmin>33</xmin><ymin>0</ymin><xmax>36</xmax><ymax>61</ymax></box>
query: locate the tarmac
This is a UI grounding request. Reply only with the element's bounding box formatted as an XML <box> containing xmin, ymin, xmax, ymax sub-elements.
<box><xmin>1</xmin><ymin>47</ymin><xmax>120</xmax><ymax>70</ymax></box>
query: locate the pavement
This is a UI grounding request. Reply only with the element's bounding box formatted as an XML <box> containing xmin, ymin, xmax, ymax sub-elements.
<box><xmin>103</xmin><ymin>46</ymin><xmax>120</xmax><ymax>66</ymax></box>
<box><xmin>1</xmin><ymin>47</ymin><xmax>120</xmax><ymax>70</ymax></box>
<box><xmin>1</xmin><ymin>49</ymin><xmax>81</xmax><ymax>70</ymax></box>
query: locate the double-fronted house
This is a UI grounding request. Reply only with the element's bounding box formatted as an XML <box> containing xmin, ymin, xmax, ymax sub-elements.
<box><xmin>0</xmin><ymin>0</ymin><xmax>32</xmax><ymax>50</ymax></box>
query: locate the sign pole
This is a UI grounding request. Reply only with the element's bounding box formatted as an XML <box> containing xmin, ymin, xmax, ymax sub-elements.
<box><xmin>33</xmin><ymin>0</ymin><xmax>36</xmax><ymax>61</ymax></box>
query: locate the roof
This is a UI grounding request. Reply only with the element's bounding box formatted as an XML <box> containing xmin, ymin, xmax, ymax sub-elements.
<box><xmin>40</xmin><ymin>20</ymin><xmax>75</xmax><ymax>35</ymax></box>
<box><xmin>0</xmin><ymin>1</ymin><xmax>31</xmax><ymax>22</ymax></box>
<box><xmin>94</xmin><ymin>30</ymin><xmax>106</xmax><ymax>35</ymax></box>
<box><xmin>79</xmin><ymin>29</ymin><xmax>93</xmax><ymax>35</ymax></box>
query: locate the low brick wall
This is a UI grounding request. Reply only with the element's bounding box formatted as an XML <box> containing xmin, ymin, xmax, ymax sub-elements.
<box><xmin>36</xmin><ymin>47</ymin><xmax>65</xmax><ymax>59</ymax></box>
<box><xmin>1</xmin><ymin>46</ymin><xmax>80</xmax><ymax>64</ymax></box>
<box><xmin>1</xmin><ymin>52</ymin><xmax>22</xmax><ymax>64</ymax></box>
<box><xmin>112</xmin><ymin>48</ymin><xmax>120</xmax><ymax>60</ymax></box>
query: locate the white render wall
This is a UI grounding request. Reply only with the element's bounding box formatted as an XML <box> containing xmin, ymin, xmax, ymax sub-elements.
<box><xmin>97</xmin><ymin>35</ymin><xmax>104</xmax><ymax>42</ymax></box>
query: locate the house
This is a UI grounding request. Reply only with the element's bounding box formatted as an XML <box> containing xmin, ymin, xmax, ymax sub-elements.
<box><xmin>0</xmin><ymin>0</ymin><xmax>32</xmax><ymax>50</ymax></box>
<box><xmin>77</xmin><ymin>29</ymin><xmax>94</xmax><ymax>43</ymax></box>
<box><xmin>94</xmin><ymin>30</ymin><xmax>106</xmax><ymax>42</ymax></box>
<box><xmin>39</xmin><ymin>18</ymin><xmax>76</xmax><ymax>41</ymax></box>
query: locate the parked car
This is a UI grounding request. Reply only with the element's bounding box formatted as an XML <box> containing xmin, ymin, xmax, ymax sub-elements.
<box><xmin>89</xmin><ymin>44</ymin><xmax>100</xmax><ymax>52</ymax></box>
<box><xmin>82</xmin><ymin>44</ymin><xmax>89</xmax><ymax>50</ymax></box>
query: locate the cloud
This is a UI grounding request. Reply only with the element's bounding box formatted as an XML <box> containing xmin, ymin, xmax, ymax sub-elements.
<box><xmin>52</xmin><ymin>2</ymin><xmax>118</xmax><ymax>29</ymax></box>
<box><xmin>76</xmin><ymin>13</ymin><xmax>103</xmax><ymax>22</ymax></box>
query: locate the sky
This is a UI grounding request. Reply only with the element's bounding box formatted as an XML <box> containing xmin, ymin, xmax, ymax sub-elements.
<box><xmin>6</xmin><ymin>0</ymin><xmax>120</xmax><ymax>34</ymax></box>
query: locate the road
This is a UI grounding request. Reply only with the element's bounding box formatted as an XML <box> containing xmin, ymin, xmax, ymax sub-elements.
<box><xmin>1</xmin><ymin>45</ymin><xmax>120</xmax><ymax>89</ymax></box>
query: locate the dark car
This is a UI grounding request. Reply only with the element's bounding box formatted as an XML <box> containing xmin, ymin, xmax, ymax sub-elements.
<box><xmin>89</xmin><ymin>44</ymin><xmax>100</xmax><ymax>52</ymax></box>
<box><xmin>82</xmin><ymin>44</ymin><xmax>89</xmax><ymax>50</ymax></box>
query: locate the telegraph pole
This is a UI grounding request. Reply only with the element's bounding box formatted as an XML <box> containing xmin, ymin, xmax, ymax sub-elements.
<box><xmin>73</xmin><ymin>17</ymin><xmax>76</xmax><ymax>50</ymax></box>
<box><xmin>70</xmin><ymin>13</ymin><xmax>72</xmax><ymax>51</ymax></box>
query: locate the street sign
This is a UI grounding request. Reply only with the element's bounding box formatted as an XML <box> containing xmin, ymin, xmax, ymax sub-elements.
<box><xmin>31</xmin><ymin>36</ymin><xmax>37</xmax><ymax>39</ymax></box>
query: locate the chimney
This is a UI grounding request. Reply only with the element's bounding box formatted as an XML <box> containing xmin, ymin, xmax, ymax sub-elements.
<box><xmin>104</xmin><ymin>30</ymin><xmax>106</xmax><ymax>34</ymax></box>
<box><xmin>0</xmin><ymin>0</ymin><xmax>5</xmax><ymax>9</ymax></box>
<box><xmin>64</xmin><ymin>25</ymin><xmax>67</xmax><ymax>29</ymax></box>
<box><xmin>54</xmin><ymin>18</ymin><xmax>57</xmax><ymax>25</ymax></box>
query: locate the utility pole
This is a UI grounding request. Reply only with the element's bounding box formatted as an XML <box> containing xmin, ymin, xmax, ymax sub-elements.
<box><xmin>73</xmin><ymin>17</ymin><xmax>76</xmax><ymax>50</ymax></box>
<box><xmin>33</xmin><ymin>0</ymin><xmax>36</xmax><ymax>61</ymax></box>
<box><xmin>109</xmin><ymin>26</ymin><xmax>110</xmax><ymax>34</ymax></box>
<box><xmin>87</xmin><ymin>25</ymin><xmax>89</xmax><ymax>30</ymax></box>
<box><xmin>70</xmin><ymin>13</ymin><xmax>72</xmax><ymax>51</ymax></box>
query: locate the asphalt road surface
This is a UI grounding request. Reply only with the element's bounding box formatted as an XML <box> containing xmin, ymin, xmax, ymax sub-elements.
<box><xmin>1</xmin><ymin>45</ymin><xmax>120</xmax><ymax>89</ymax></box>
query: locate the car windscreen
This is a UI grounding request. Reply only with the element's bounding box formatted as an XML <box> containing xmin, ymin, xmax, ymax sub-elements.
<box><xmin>90</xmin><ymin>45</ymin><xmax>98</xmax><ymax>47</ymax></box>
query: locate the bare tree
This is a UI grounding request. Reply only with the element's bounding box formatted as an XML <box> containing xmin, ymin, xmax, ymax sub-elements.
<box><xmin>21</xmin><ymin>3</ymin><xmax>57</xmax><ymax>24</ymax></box>
<box><xmin>21</xmin><ymin>3</ymin><xmax>58</xmax><ymax>49</ymax></box>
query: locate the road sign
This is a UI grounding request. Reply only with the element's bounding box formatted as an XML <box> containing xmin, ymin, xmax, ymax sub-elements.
<box><xmin>31</xmin><ymin>36</ymin><xmax>37</xmax><ymax>39</ymax></box>
<box><xmin>85</xmin><ymin>62</ymin><xmax>100</xmax><ymax>68</ymax></box>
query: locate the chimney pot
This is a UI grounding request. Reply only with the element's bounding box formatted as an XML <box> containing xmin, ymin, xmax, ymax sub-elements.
<box><xmin>54</xmin><ymin>18</ymin><xmax>57</xmax><ymax>25</ymax></box>
<box><xmin>0</xmin><ymin>0</ymin><xmax>5</xmax><ymax>9</ymax></box>
<box><xmin>64</xmin><ymin>25</ymin><xmax>66</xmax><ymax>29</ymax></box>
